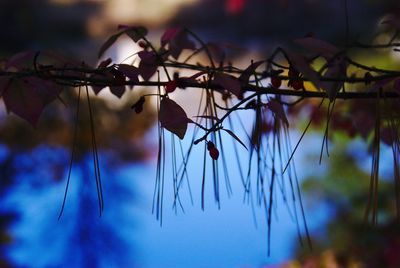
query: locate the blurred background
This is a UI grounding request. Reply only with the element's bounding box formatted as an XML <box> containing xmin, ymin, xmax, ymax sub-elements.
<box><xmin>1</xmin><ymin>0</ymin><xmax>400</xmax><ymax>267</ymax></box>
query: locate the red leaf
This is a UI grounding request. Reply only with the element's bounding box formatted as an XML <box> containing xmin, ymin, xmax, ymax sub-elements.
<box><xmin>159</xmin><ymin>98</ymin><xmax>191</xmax><ymax>139</ymax></box>
<box><xmin>213</xmin><ymin>73</ymin><xmax>242</xmax><ymax>97</ymax></box>
<box><xmin>3</xmin><ymin>77</ymin><xmax>62</xmax><ymax>126</ymax></box>
<box><xmin>138</xmin><ymin>51</ymin><xmax>158</xmax><ymax>81</ymax></box>
<box><xmin>267</xmin><ymin>99</ymin><xmax>289</xmax><ymax>126</ymax></box>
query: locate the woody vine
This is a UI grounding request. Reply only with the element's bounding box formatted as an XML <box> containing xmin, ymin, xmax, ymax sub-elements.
<box><xmin>1</xmin><ymin>17</ymin><xmax>400</xmax><ymax>252</ymax></box>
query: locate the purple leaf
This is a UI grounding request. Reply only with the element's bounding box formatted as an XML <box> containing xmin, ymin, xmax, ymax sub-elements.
<box><xmin>117</xmin><ymin>64</ymin><xmax>140</xmax><ymax>84</ymax></box>
<box><xmin>179</xmin><ymin>71</ymin><xmax>207</xmax><ymax>86</ymax></box>
<box><xmin>159</xmin><ymin>98</ymin><xmax>190</xmax><ymax>139</ymax></box>
<box><xmin>3</xmin><ymin>77</ymin><xmax>62</xmax><ymax>126</ymax></box>
<box><xmin>109</xmin><ymin>85</ymin><xmax>126</xmax><ymax>98</ymax></box>
<box><xmin>90</xmin><ymin>71</ymin><xmax>113</xmax><ymax>95</ymax></box>
<box><xmin>138</xmin><ymin>50</ymin><xmax>158</xmax><ymax>81</ymax></box>
<box><xmin>213</xmin><ymin>73</ymin><xmax>242</xmax><ymax>97</ymax></box>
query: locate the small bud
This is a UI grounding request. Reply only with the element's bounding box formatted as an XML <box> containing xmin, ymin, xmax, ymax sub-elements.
<box><xmin>207</xmin><ymin>141</ymin><xmax>215</xmax><ymax>151</ymax></box>
<box><xmin>209</xmin><ymin>147</ymin><xmax>219</xmax><ymax>160</ymax></box>
<box><xmin>165</xmin><ymin>80</ymin><xmax>178</xmax><ymax>93</ymax></box>
<box><xmin>138</xmin><ymin>40</ymin><xmax>147</xmax><ymax>49</ymax></box>
<box><xmin>271</xmin><ymin>77</ymin><xmax>282</xmax><ymax>88</ymax></box>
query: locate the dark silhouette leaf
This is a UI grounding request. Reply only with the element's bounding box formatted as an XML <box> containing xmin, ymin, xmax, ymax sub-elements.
<box><xmin>90</xmin><ymin>71</ymin><xmax>113</xmax><ymax>95</ymax></box>
<box><xmin>222</xmin><ymin>128</ymin><xmax>248</xmax><ymax>150</ymax></box>
<box><xmin>138</xmin><ymin>51</ymin><xmax>158</xmax><ymax>81</ymax></box>
<box><xmin>98</xmin><ymin>26</ymin><xmax>148</xmax><ymax>58</ymax></box>
<box><xmin>3</xmin><ymin>77</ymin><xmax>61</xmax><ymax>126</ymax></box>
<box><xmin>109</xmin><ymin>86</ymin><xmax>125</xmax><ymax>98</ymax></box>
<box><xmin>213</xmin><ymin>73</ymin><xmax>241</xmax><ymax>97</ymax></box>
<box><xmin>117</xmin><ymin>64</ymin><xmax>140</xmax><ymax>84</ymax></box>
<box><xmin>159</xmin><ymin>98</ymin><xmax>191</xmax><ymax>139</ymax></box>
<box><xmin>123</xmin><ymin>26</ymin><xmax>148</xmax><ymax>43</ymax></box>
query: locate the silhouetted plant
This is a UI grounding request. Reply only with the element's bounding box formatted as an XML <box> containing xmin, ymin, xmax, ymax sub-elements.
<box><xmin>1</xmin><ymin>9</ymin><xmax>400</xmax><ymax>254</ymax></box>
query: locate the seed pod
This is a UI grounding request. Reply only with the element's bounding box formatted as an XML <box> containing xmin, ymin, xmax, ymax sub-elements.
<box><xmin>209</xmin><ymin>147</ymin><xmax>219</xmax><ymax>160</ymax></box>
<box><xmin>207</xmin><ymin>141</ymin><xmax>215</xmax><ymax>151</ymax></box>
